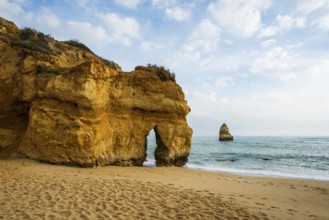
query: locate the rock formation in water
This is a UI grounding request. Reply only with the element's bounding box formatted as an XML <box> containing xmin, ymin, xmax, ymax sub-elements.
<box><xmin>0</xmin><ymin>17</ymin><xmax>192</xmax><ymax>167</ymax></box>
<box><xmin>219</xmin><ymin>123</ymin><xmax>233</xmax><ymax>141</ymax></box>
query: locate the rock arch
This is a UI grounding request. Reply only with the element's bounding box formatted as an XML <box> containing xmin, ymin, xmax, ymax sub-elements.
<box><xmin>0</xmin><ymin>18</ymin><xmax>193</xmax><ymax>167</ymax></box>
<box><xmin>144</xmin><ymin>125</ymin><xmax>192</xmax><ymax>167</ymax></box>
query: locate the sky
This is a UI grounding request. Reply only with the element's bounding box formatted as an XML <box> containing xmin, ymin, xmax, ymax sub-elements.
<box><xmin>1</xmin><ymin>0</ymin><xmax>329</xmax><ymax>136</ymax></box>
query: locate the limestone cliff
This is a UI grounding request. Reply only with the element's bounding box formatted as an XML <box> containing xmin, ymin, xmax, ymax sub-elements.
<box><xmin>219</xmin><ymin>123</ymin><xmax>233</xmax><ymax>141</ymax></box>
<box><xmin>0</xmin><ymin>17</ymin><xmax>192</xmax><ymax>167</ymax></box>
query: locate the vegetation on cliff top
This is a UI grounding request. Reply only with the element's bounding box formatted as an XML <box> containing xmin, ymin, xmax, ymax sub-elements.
<box><xmin>0</xmin><ymin>21</ymin><xmax>120</xmax><ymax>70</ymax></box>
<box><xmin>12</xmin><ymin>27</ymin><xmax>53</xmax><ymax>54</ymax></box>
<box><xmin>62</xmin><ymin>39</ymin><xmax>92</xmax><ymax>53</ymax></box>
<box><xmin>148</xmin><ymin>64</ymin><xmax>176</xmax><ymax>82</ymax></box>
<box><xmin>0</xmin><ymin>18</ymin><xmax>172</xmax><ymax>76</ymax></box>
<box><xmin>136</xmin><ymin>64</ymin><xmax>176</xmax><ymax>82</ymax></box>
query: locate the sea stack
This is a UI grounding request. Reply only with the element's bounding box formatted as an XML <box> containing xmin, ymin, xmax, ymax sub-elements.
<box><xmin>219</xmin><ymin>123</ymin><xmax>233</xmax><ymax>141</ymax></box>
<box><xmin>0</xmin><ymin>17</ymin><xmax>192</xmax><ymax>167</ymax></box>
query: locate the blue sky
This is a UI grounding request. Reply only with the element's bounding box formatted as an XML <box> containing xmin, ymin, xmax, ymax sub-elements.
<box><xmin>1</xmin><ymin>0</ymin><xmax>329</xmax><ymax>136</ymax></box>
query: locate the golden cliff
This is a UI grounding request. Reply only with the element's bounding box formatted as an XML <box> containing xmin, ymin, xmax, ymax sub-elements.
<box><xmin>0</xmin><ymin>18</ymin><xmax>192</xmax><ymax>167</ymax></box>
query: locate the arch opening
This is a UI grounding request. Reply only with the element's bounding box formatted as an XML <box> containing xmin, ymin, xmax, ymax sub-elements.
<box><xmin>144</xmin><ymin>129</ymin><xmax>156</xmax><ymax>166</ymax></box>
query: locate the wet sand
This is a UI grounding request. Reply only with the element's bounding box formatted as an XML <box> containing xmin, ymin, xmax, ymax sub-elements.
<box><xmin>0</xmin><ymin>159</ymin><xmax>328</xmax><ymax>220</ymax></box>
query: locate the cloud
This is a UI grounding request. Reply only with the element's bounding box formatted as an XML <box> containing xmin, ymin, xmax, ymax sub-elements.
<box><xmin>296</xmin><ymin>0</ymin><xmax>329</xmax><ymax>32</ymax></box>
<box><xmin>207</xmin><ymin>0</ymin><xmax>272</xmax><ymax>37</ymax></box>
<box><xmin>304</xmin><ymin>59</ymin><xmax>329</xmax><ymax>77</ymax></box>
<box><xmin>97</xmin><ymin>12</ymin><xmax>141</xmax><ymax>46</ymax></box>
<box><xmin>65</xmin><ymin>0</ymin><xmax>99</xmax><ymax>11</ymax></box>
<box><xmin>165</xmin><ymin>7</ymin><xmax>192</xmax><ymax>22</ymax></box>
<box><xmin>0</xmin><ymin>0</ymin><xmax>24</xmax><ymax>20</ymax></box>
<box><xmin>297</xmin><ymin>0</ymin><xmax>327</xmax><ymax>14</ymax></box>
<box><xmin>200</xmin><ymin>76</ymin><xmax>235</xmax><ymax>88</ymax></box>
<box><xmin>186</xmin><ymin>19</ymin><xmax>221</xmax><ymax>53</ymax></box>
<box><xmin>315</xmin><ymin>13</ymin><xmax>329</xmax><ymax>31</ymax></box>
<box><xmin>259</xmin><ymin>14</ymin><xmax>305</xmax><ymax>38</ymax></box>
<box><xmin>261</xmin><ymin>39</ymin><xmax>276</xmax><ymax>47</ymax></box>
<box><xmin>166</xmin><ymin>50</ymin><xmax>202</xmax><ymax>69</ymax></box>
<box><xmin>251</xmin><ymin>47</ymin><xmax>298</xmax><ymax>81</ymax></box>
<box><xmin>151</xmin><ymin>0</ymin><xmax>176</xmax><ymax>9</ymax></box>
<box><xmin>36</xmin><ymin>8</ymin><xmax>61</xmax><ymax>28</ymax></box>
<box><xmin>140</xmin><ymin>41</ymin><xmax>165</xmax><ymax>51</ymax></box>
<box><xmin>112</xmin><ymin>0</ymin><xmax>143</xmax><ymax>9</ymax></box>
<box><xmin>66</xmin><ymin>21</ymin><xmax>110</xmax><ymax>46</ymax></box>
<box><xmin>166</xmin><ymin>19</ymin><xmax>220</xmax><ymax>68</ymax></box>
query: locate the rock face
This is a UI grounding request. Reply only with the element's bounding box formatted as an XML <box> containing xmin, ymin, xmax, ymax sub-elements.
<box><xmin>0</xmin><ymin>18</ymin><xmax>192</xmax><ymax>167</ymax></box>
<box><xmin>219</xmin><ymin>123</ymin><xmax>233</xmax><ymax>141</ymax></box>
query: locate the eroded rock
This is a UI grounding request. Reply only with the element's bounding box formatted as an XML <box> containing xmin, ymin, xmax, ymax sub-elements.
<box><xmin>0</xmin><ymin>17</ymin><xmax>192</xmax><ymax>167</ymax></box>
<box><xmin>219</xmin><ymin>123</ymin><xmax>233</xmax><ymax>141</ymax></box>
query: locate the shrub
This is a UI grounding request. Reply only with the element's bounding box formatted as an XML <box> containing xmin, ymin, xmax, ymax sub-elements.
<box><xmin>19</xmin><ymin>28</ymin><xmax>36</xmax><ymax>40</ymax></box>
<box><xmin>12</xmin><ymin>27</ymin><xmax>53</xmax><ymax>54</ymax></box>
<box><xmin>63</xmin><ymin>39</ymin><xmax>92</xmax><ymax>52</ymax></box>
<box><xmin>146</xmin><ymin>63</ymin><xmax>176</xmax><ymax>82</ymax></box>
<box><xmin>102</xmin><ymin>58</ymin><xmax>120</xmax><ymax>70</ymax></box>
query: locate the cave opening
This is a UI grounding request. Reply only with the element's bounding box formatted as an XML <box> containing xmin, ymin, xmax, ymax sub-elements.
<box><xmin>0</xmin><ymin>101</ymin><xmax>30</xmax><ymax>158</ymax></box>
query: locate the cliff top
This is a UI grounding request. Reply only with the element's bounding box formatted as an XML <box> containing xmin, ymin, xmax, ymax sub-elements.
<box><xmin>0</xmin><ymin>17</ymin><xmax>121</xmax><ymax>71</ymax></box>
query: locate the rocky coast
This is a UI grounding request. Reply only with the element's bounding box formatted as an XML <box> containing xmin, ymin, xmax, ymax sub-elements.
<box><xmin>0</xmin><ymin>17</ymin><xmax>192</xmax><ymax>167</ymax></box>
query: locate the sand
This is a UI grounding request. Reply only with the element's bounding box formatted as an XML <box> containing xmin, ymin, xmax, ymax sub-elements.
<box><xmin>0</xmin><ymin>159</ymin><xmax>328</xmax><ymax>220</ymax></box>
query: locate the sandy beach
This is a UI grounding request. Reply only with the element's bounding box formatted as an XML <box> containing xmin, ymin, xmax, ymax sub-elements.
<box><xmin>0</xmin><ymin>159</ymin><xmax>328</xmax><ymax>220</ymax></box>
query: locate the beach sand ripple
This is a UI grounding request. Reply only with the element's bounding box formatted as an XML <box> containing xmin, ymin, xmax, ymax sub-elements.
<box><xmin>0</xmin><ymin>160</ymin><xmax>269</xmax><ymax>220</ymax></box>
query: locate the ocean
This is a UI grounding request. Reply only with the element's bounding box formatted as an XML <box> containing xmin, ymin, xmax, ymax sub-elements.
<box><xmin>145</xmin><ymin>135</ymin><xmax>329</xmax><ymax>181</ymax></box>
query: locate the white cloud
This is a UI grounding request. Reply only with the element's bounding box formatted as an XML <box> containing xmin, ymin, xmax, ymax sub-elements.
<box><xmin>297</xmin><ymin>0</ymin><xmax>327</xmax><ymax>14</ymax></box>
<box><xmin>223</xmin><ymin>39</ymin><xmax>233</xmax><ymax>45</ymax></box>
<box><xmin>0</xmin><ymin>0</ymin><xmax>24</xmax><ymax>20</ymax></box>
<box><xmin>151</xmin><ymin>0</ymin><xmax>176</xmax><ymax>9</ymax></box>
<box><xmin>112</xmin><ymin>0</ymin><xmax>143</xmax><ymax>9</ymax></box>
<box><xmin>315</xmin><ymin>13</ymin><xmax>329</xmax><ymax>31</ymax></box>
<box><xmin>166</xmin><ymin>50</ymin><xmax>202</xmax><ymax>69</ymax></box>
<box><xmin>65</xmin><ymin>0</ymin><xmax>99</xmax><ymax>11</ymax></box>
<box><xmin>67</xmin><ymin>21</ymin><xmax>109</xmax><ymax>46</ymax></box>
<box><xmin>166</xmin><ymin>19</ymin><xmax>220</xmax><ymax>69</ymax></box>
<box><xmin>213</xmin><ymin>76</ymin><xmax>234</xmax><ymax>87</ymax></box>
<box><xmin>185</xmin><ymin>19</ymin><xmax>221</xmax><ymax>53</ymax></box>
<box><xmin>276</xmin><ymin>14</ymin><xmax>295</xmax><ymax>30</ymax></box>
<box><xmin>258</xmin><ymin>26</ymin><xmax>276</xmax><ymax>38</ymax></box>
<box><xmin>261</xmin><ymin>39</ymin><xmax>276</xmax><ymax>47</ymax></box>
<box><xmin>165</xmin><ymin>7</ymin><xmax>191</xmax><ymax>22</ymax></box>
<box><xmin>140</xmin><ymin>41</ymin><xmax>165</xmax><ymax>51</ymax></box>
<box><xmin>207</xmin><ymin>0</ymin><xmax>272</xmax><ymax>37</ymax></box>
<box><xmin>296</xmin><ymin>0</ymin><xmax>329</xmax><ymax>32</ymax></box>
<box><xmin>97</xmin><ymin>12</ymin><xmax>141</xmax><ymax>46</ymax></box>
<box><xmin>195</xmin><ymin>76</ymin><xmax>235</xmax><ymax>90</ymax></box>
<box><xmin>67</xmin><ymin>16</ymin><xmax>141</xmax><ymax>47</ymax></box>
<box><xmin>251</xmin><ymin>47</ymin><xmax>297</xmax><ymax>82</ymax></box>
<box><xmin>304</xmin><ymin>59</ymin><xmax>329</xmax><ymax>77</ymax></box>
<box><xmin>259</xmin><ymin>14</ymin><xmax>304</xmax><ymax>38</ymax></box>
<box><xmin>295</xmin><ymin>17</ymin><xmax>306</xmax><ymax>28</ymax></box>
<box><xmin>36</xmin><ymin>8</ymin><xmax>61</xmax><ymax>28</ymax></box>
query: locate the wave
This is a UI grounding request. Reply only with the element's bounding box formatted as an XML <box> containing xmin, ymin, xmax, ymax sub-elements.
<box><xmin>186</xmin><ymin>163</ymin><xmax>329</xmax><ymax>181</ymax></box>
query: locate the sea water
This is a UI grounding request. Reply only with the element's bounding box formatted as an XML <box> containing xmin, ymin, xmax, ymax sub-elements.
<box><xmin>145</xmin><ymin>135</ymin><xmax>329</xmax><ymax>181</ymax></box>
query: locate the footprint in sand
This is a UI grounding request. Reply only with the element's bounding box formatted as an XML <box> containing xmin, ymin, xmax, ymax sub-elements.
<box><xmin>290</xmin><ymin>185</ymin><xmax>296</xmax><ymax>189</ymax></box>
